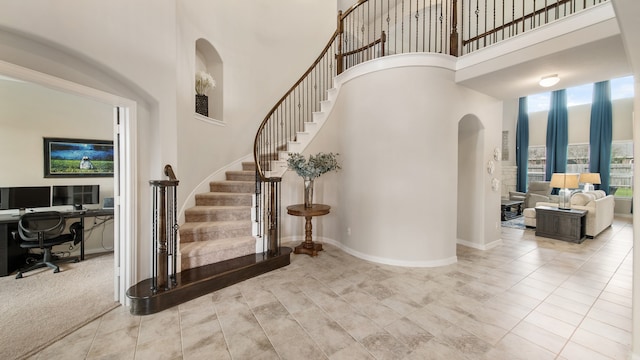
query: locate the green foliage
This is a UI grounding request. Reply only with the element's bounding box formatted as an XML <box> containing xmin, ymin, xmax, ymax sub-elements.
<box><xmin>50</xmin><ymin>159</ymin><xmax>113</xmax><ymax>174</ymax></box>
<box><xmin>287</xmin><ymin>152</ymin><xmax>340</xmax><ymax>180</ymax></box>
<box><xmin>613</xmin><ymin>187</ymin><xmax>633</xmax><ymax>198</ymax></box>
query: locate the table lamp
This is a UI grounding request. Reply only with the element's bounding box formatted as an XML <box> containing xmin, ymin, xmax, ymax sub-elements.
<box><xmin>579</xmin><ymin>173</ymin><xmax>601</xmax><ymax>192</ymax></box>
<box><xmin>550</xmin><ymin>173</ymin><xmax>579</xmax><ymax>210</ymax></box>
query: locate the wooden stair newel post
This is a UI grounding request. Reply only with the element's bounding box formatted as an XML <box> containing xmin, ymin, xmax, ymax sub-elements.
<box><xmin>450</xmin><ymin>0</ymin><xmax>459</xmax><ymax>56</ymax></box>
<box><xmin>149</xmin><ymin>165</ymin><xmax>179</xmax><ymax>293</ymax></box>
<box><xmin>157</xmin><ymin>186</ymin><xmax>168</xmax><ymax>290</ymax></box>
<box><xmin>336</xmin><ymin>10</ymin><xmax>344</xmax><ymax>75</ymax></box>
<box><xmin>267</xmin><ymin>180</ymin><xmax>280</xmax><ymax>255</ymax></box>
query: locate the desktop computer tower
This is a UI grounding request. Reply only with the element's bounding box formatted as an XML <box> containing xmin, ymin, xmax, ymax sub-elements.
<box><xmin>0</xmin><ymin>222</ymin><xmax>28</xmax><ymax>277</ymax></box>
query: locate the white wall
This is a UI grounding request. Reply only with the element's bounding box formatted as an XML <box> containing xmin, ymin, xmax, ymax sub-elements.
<box><xmin>175</xmin><ymin>1</ymin><xmax>337</xmax><ymax>212</ymax></box>
<box><xmin>278</xmin><ymin>55</ymin><xmax>502</xmax><ymax>265</ymax></box>
<box><xmin>0</xmin><ymin>79</ymin><xmax>114</xmax><ymax>253</ymax></box>
<box><xmin>0</xmin><ymin>0</ymin><xmax>338</xmax><ymax>280</ymax></box>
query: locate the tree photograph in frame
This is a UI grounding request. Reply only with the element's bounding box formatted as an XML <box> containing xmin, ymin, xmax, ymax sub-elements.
<box><xmin>44</xmin><ymin>138</ymin><xmax>114</xmax><ymax>177</ymax></box>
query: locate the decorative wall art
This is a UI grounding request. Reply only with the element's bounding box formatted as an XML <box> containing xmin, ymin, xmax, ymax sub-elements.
<box><xmin>44</xmin><ymin>138</ymin><xmax>114</xmax><ymax>177</ymax></box>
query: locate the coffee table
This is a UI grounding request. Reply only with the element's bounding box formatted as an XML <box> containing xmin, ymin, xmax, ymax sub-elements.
<box><xmin>501</xmin><ymin>199</ymin><xmax>524</xmax><ymax>221</ymax></box>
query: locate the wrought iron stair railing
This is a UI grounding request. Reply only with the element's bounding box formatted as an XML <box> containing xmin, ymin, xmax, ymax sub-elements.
<box><xmin>252</xmin><ymin>0</ymin><xmax>608</xmax><ymax>253</ymax></box>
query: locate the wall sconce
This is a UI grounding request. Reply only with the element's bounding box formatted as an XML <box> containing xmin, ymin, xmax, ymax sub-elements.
<box><xmin>539</xmin><ymin>74</ymin><xmax>560</xmax><ymax>87</ymax></box>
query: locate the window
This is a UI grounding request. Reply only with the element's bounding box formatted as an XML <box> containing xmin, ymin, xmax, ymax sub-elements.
<box><xmin>610</xmin><ymin>141</ymin><xmax>633</xmax><ymax>198</ymax></box>
<box><xmin>567</xmin><ymin>143</ymin><xmax>589</xmax><ymax>174</ymax></box>
<box><xmin>527</xmin><ymin>75</ymin><xmax>634</xmax><ymax>113</ymax></box>
<box><xmin>566</xmin><ymin>83</ymin><xmax>593</xmax><ymax>107</ymax></box>
<box><xmin>611</xmin><ymin>76</ymin><xmax>634</xmax><ymax>100</ymax></box>
<box><xmin>527</xmin><ymin>145</ymin><xmax>546</xmax><ymax>184</ymax></box>
<box><xmin>527</xmin><ymin>92</ymin><xmax>550</xmax><ymax>112</ymax></box>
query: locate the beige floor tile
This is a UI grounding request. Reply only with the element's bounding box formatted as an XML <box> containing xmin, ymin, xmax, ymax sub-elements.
<box><xmin>534</xmin><ymin>301</ymin><xmax>584</xmax><ymax>326</ymax></box>
<box><xmin>484</xmin><ymin>333</ymin><xmax>556</xmax><ymax>360</ymax></box>
<box><xmin>31</xmin><ymin>217</ymin><xmax>633</xmax><ymax>360</ymax></box>
<box><xmin>523</xmin><ymin>310</ymin><xmax>576</xmax><ymax>338</ymax></box>
<box><xmin>579</xmin><ymin>317</ymin><xmax>631</xmax><ymax>347</ymax></box>
<box><xmin>511</xmin><ymin>319</ymin><xmax>569</xmax><ymax>353</ymax></box>
<box><xmin>559</xmin><ymin>341</ymin><xmax>616</xmax><ymax>360</ymax></box>
<box><xmin>570</xmin><ymin>327</ymin><xmax>629</xmax><ymax>360</ymax></box>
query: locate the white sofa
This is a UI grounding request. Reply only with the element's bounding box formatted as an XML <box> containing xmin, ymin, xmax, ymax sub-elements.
<box><xmin>569</xmin><ymin>190</ymin><xmax>615</xmax><ymax>238</ymax></box>
<box><xmin>531</xmin><ymin>190</ymin><xmax>614</xmax><ymax>238</ymax></box>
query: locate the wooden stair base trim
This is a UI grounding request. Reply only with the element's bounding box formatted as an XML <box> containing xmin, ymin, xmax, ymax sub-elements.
<box><xmin>126</xmin><ymin>247</ymin><xmax>292</xmax><ymax>315</ymax></box>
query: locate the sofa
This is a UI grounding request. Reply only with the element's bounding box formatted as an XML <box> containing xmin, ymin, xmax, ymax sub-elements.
<box><xmin>528</xmin><ymin>190</ymin><xmax>614</xmax><ymax>238</ymax></box>
<box><xmin>569</xmin><ymin>190</ymin><xmax>615</xmax><ymax>238</ymax></box>
<box><xmin>510</xmin><ymin>181</ymin><xmax>555</xmax><ymax>209</ymax></box>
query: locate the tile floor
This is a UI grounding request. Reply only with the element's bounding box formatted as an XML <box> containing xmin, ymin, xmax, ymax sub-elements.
<box><xmin>31</xmin><ymin>217</ymin><xmax>633</xmax><ymax>359</ymax></box>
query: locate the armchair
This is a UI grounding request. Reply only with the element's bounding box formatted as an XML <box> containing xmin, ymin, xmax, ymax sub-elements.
<box><xmin>509</xmin><ymin>181</ymin><xmax>555</xmax><ymax>209</ymax></box>
<box><xmin>14</xmin><ymin>211</ymin><xmax>82</xmax><ymax>279</ymax></box>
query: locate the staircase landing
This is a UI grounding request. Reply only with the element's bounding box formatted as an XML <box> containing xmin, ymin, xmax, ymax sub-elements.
<box><xmin>127</xmin><ymin>247</ymin><xmax>292</xmax><ymax>315</ymax></box>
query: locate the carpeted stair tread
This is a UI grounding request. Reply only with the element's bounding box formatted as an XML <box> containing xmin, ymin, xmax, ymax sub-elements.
<box><xmin>209</xmin><ymin>180</ymin><xmax>254</xmax><ymax>193</ymax></box>
<box><xmin>179</xmin><ymin>220</ymin><xmax>252</xmax><ymax>243</ymax></box>
<box><xmin>225</xmin><ymin>171</ymin><xmax>255</xmax><ymax>181</ymax></box>
<box><xmin>184</xmin><ymin>205</ymin><xmax>251</xmax><ymax>222</ymax></box>
<box><xmin>195</xmin><ymin>192</ymin><xmax>253</xmax><ymax>206</ymax></box>
<box><xmin>180</xmin><ymin>236</ymin><xmax>256</xmax><ymax>269</ymax></box>
<box><xmin>242</xmin><ymin>162</ymin><xmax>256</xmax><ymax>171</ymax></box>
<box><xmin>180</xmin><ymin>236</ymin><xmax>256</xmax><ymax>256</ymax></box>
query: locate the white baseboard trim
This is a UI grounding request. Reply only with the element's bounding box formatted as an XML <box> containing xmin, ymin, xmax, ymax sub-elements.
<box><xmin>457</xmin><ymin>238</ymin><xmax>503</xmax><ymax>250</ymax></box>
<box><xmin>282</xmin><ymin>236</ymin><xmax>457</xmax><ymax>268</ymax></box>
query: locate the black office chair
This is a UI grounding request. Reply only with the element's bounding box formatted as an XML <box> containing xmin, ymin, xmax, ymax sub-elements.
<box><xmin>14</xmin><ymin>211</ymin><xmax>82</xmax><ymax>279</ymax></box>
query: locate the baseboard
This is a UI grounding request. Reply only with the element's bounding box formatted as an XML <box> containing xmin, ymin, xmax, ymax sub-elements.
<box><xmin>286</xmin><ymin>236</ymin><xmax>457</xmax><ymax>268</ymax></box>
<box><xmin>457</xmin><ymin>238</ymin><xmax>503</xmax><ymax>250</ymax></box>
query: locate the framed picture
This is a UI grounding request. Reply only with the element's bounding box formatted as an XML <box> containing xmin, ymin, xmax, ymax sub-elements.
<box><xmin>44</xmin><ymin>137</ymin><xmax>114</xmax><ymax>178</ymax></box>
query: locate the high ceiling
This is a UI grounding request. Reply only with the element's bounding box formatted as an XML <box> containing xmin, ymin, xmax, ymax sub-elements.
<box><xmin>455</xmin><ymin>1</ymin><xmax>633</xmax><ymax>100</ymax></box>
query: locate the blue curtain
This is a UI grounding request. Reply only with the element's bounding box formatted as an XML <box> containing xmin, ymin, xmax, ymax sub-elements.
<box><xmin>589</xmin><ymin>80</ymin><xmax>613</xmax><ymax>194</ymax></box>
<box><xmin>516</xmin><ymin>97</ymin><xmax>529</xmax><ymax>192</ymax></box>
<box><xmin>545</xmin><ymin>89</ymin><xmax>568</xmax><ymax>181</ymax></box>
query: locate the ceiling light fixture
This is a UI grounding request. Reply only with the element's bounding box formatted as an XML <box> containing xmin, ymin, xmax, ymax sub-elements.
<box><xmin>539</xmin><ymin>74</ymin><xmax>560</xmax><ymax>87</ymax></box>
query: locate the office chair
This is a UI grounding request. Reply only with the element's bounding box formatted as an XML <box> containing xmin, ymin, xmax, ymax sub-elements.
<box><xmin>14</xmin><ymin>211</ymin><xmax>82</xmax><ymax>279</ymax></box>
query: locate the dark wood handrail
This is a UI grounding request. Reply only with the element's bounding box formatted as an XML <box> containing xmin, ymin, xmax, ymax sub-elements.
<box><xmin>463</xmin><ymin>0</ymin><xmax>573</xmax><ymax>46</ymax></box>
<box><xmin>340</xmin><ymin>31</ymin><xmax>386</xmax><ymax>57</ymax></box>
<box><xmin>252</xmin><ymin>29</ymin><xmax>339</xmax><ymax>181</ymax></box>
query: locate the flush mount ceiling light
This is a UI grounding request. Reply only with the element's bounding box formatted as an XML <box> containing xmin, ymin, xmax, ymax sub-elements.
<box><xmin>539</xmin><ymin>74</ymin><xmax>560</xmax><ymax>87</ymax></box>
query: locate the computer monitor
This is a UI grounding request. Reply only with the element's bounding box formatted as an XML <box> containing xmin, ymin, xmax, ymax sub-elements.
<box><xmin>0</xmin><ymin>186</ymin><xmax>51</xmax><ymax>210</ymax></box>
<box><xmin>52</xmin><ymin>185</ymin><xmax>100</xmax><ymax>206</ymax></box>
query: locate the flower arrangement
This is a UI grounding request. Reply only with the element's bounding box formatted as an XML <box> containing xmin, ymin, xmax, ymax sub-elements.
<box><xmin>195</xmin><ymin>70</ymin><xmax>216</xmax><ymax>95</ymax></box>
<box><xmin>287</xmin><ymin>152</ymin><xmax>341</xmax><ymax>180</ymax></box>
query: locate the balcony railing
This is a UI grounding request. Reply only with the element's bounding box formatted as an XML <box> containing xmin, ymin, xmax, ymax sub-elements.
<box><xmin>253</xmin><ymin>0</ymin><xmax>608</xmax><ymax>252</ymax></box>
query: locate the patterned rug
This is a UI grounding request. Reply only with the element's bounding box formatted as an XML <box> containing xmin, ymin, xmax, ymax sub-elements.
<box><xmin>501</xmin><ymin>215</ymin><xmax>528</xmax><ymax>230</ymax></box>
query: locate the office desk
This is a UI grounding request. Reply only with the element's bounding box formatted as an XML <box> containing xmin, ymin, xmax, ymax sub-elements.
<box><xmin>0</xmin><ymin>209</ymin><xmax>114</xmax><ymax>276</ymax></box>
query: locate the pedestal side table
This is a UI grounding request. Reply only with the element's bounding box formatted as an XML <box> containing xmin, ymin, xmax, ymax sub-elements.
<box><xmin>286</xmin><ymin>204</ymin><xmax>330</xmax><ymax>256</ymax></box>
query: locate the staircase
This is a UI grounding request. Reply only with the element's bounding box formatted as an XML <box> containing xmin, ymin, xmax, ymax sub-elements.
<box><xmin>179</xmin><ymin>162</ymin><xmax>257</xmax><ymax>270</ymax></box>
<box><xmin>126</xmin><ymin>162</ymin><xmax>292</xmax><ymax>315</ymax></box>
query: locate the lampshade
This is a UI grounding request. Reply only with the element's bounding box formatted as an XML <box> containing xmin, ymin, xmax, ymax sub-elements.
<box><xmin>550</xmin><ymin>173</ymin><xmax>580</xmax><ymax>189</ymax></box>
<box><xmin>579</xmin><ymin>173</ymin><xmax>601</xmax><ymax>185</ymax></box>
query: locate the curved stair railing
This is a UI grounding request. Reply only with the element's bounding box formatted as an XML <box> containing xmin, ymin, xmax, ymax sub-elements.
<box><xmin>253</xmin><ymin>0</ymin><xmax>607</xmax><ymax>253</ymax></box>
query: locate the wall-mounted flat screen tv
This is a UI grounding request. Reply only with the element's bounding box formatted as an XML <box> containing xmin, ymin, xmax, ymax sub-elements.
<box><xmin>0</xmin><ymin>186</ymin><xmax>51</xmax><ymax>210</ymax></box>
<box><xmin>52</xmin><ymin>185</ymin><xmax>100</xmax><ymax>206</ymax></box>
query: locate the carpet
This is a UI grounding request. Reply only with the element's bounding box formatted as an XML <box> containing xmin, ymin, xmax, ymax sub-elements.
<box><xmin>0</xmin><ymin>252</ymin><xmax>119</xmax><ymax>360</ymax></box>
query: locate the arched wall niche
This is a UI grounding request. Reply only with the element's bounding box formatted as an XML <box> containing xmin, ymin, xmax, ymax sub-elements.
<box><xmin>195</xmin><ymin>38</ymin><xmax>223</xmax><ymax>121</ymax></box>
<box><xmin>457</xmin><ymin>114</ymin><xmax>485</xmax><ymax>248</ymax></box>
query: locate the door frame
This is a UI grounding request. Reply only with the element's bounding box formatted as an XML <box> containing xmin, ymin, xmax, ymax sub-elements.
<box><xmin>0</xmin><ymin>59</ymin><xmax>137</xmax><ymax>305</ymax></box>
